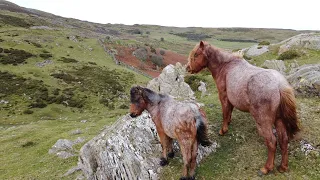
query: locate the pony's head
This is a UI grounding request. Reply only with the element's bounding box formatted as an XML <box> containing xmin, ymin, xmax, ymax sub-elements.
<box><xmin>129</xmin><ymin>86</ymin><xmax>147</xmax><ymax>118</ymax></box>
<box><xmin>186</xmin><ymin>41</ymin><xmax>209</xmax><ymax>74</ymax></box>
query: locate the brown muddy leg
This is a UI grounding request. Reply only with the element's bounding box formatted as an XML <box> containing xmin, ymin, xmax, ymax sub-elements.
<box><xmin>189</xmin><ymin>141</ymin><xmax>198</xmax><ymax>179</ymax></box>
<box><xmin>167</xmin><ymin>138</ymin><xmax>175</xmax><ymax>158</ymax></box>
<box><xmin>275</xmin><ymin>119</ymin><xmax>289</xmax><ymax>173</ymax></box>
<box><xmin>179</xmin><ymin>143</ymin><xmax>192</xmax><ymax>180</ymax></box>
<box><xmin>158</xmin><ymin>131</ymin><xmax>171</xmax><ymax>166</ymax></box>
<box><xmin>219</xmin><ymin>97</ymin><xmax>234</xmax><ymax>135</ymax></box>
<box><xmin>256</xmin><ymin>122</ymin><xmax>277</xmax><ymax>176</ymax></box>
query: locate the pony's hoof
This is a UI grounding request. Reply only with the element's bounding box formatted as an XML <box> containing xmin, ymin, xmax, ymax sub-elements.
<box><xmin>218</xmin><ymin>129</ymin><xmax>227</xmax><ymax>136</ymax></box>
<box><xmin>277</xmin><ymin>165</ymin><xmax>288</xmax><ymax>173</ymax></box>
<box><xmin>180</xmin><ymin>176</ymin><xmax>195</xmax><ymax>180</ymax></box>
<box><xmin>159</xmin><ymin>157</ymin><xmax>168</xmax><ymax>166</ymax></box>
<box><xmin>257</xmin><ymin>168</ymin><xmax>273</xmax><ymax>176</ymax></box>
<box><xmin>168</xmin><ymin>151</ymin><xmax>174</xmax><ymax>158</ymax></box>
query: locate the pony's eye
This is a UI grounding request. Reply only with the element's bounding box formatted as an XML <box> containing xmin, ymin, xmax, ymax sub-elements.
<box><xmin>194</xmin><ymin>53</ymin><xmax>198</xmax><ymax>58</ymax></box>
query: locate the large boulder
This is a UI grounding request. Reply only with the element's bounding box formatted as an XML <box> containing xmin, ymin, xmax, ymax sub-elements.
<box><xmin>78</xmin><ymin>112</ymin><xmax>218</xmax><ymax>180</ymax></box>
<box><xmin>287</xmin><ymin>64</ymin><xmax>320</xmax><ymax>96</ymax></box>
<box><xmin>244</xmin><ymin>45</ymin><xmax>269</xmax><ymax>57</ymax></box>
<box><xmin>49</xmin><ymin>138</ymin><xmax>85</xmax><ymax>159</ymax></box>
<box><xmin>278</xmin><ymin>33</ymin><xmax>320</xmax><ymax>54</ymax></box>
<box><xmin>147</xmin><ymin>63</ymin><xmax>195</xmax><ymax>100</ymax></box>
<box><xmin>261</xmin><ymin>60</ymin><xmax>286</xmax><ymax>75</ymax></box>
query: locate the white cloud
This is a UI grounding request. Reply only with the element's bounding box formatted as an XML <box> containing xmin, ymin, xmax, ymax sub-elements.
<box><xmin>8</xmin><ymin>0</ymin><xmax>320</xmax><ymax>30</ymax></box>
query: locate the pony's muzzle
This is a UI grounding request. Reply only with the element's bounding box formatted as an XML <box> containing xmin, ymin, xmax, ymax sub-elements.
<box><xmin>130</xmin><ymin>113</ymin><xmax>137</xmax><ymax>118</ymax></box>
<box><xmin>186</xmin><ymin>64</ymin><xmax>191</xmax><ymax>73</ymax></box>
<box><xmin>186</xmin><ymin>65</ymin><xmax>194</xmax><ymax>74</ymax></box>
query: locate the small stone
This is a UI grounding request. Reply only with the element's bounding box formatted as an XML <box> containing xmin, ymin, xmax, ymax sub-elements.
<box><xmin>71</xmin><ymin>129</ymin><xmax>82</xmax><ymax>135</ymax></box>
<box><xmin>56</xmin><ymin>151</ymin><xmax>75</xmax><ymax>159</ymax></box>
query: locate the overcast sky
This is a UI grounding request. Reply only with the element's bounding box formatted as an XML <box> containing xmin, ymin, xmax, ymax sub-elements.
<box><xmin>8</xmin><ymin>0</ymin><xmax>320</xmax><ymax>30</ymax></box>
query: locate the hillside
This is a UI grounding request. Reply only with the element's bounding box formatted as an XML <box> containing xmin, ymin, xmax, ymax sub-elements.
<box><xmin>0</xmin><ymin>0</ymin><xmax>319</xmax><ymax>179</ymax></box>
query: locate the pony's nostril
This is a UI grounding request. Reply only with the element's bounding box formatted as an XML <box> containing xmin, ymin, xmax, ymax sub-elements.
<box><xmin>130</xmin><ymin>113</ymin><xmax>137</xmax><ymax>118</ymax></box>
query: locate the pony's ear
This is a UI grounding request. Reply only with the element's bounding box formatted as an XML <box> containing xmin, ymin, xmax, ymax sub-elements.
<box><xmin>142</xmin><ymin>88</ymin><xmax>150</xmax><ymax>102</ymax></box>
<box><xmin>200</xmin><ymin>41</ymin><xmax>205</xmax><ymax>49</ymax></box>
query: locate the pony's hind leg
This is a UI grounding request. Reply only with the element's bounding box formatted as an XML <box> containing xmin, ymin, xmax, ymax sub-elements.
<box><xmin>251</xmin><ymin>109</ymin><xmax>277</xmax><ymax>175</ymax></box>
<box><xmin>178</xmin><ymin>140</ymin><xmax>192</xmax><ymax>179</ymax></box>
<box><xmin>275</xmin><ymin>118</ymin><xmax>289</xmax><ymax>173</ymax></box>
<box><xmin>255</xmin><ymin>120</ymin><xmax>277</xmax><ymax>175</ymax></box>
<box><xmin>189</xmin><ymin>140</ymin><xmax>198</xmax><ymax>179</ymax></box>
<box><xmin>176</xmin><ymin>132</ymin><xmax>194</xmax><ymax>179</ymax></box>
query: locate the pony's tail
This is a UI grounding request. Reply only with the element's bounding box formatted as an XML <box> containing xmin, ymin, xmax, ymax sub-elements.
<box><xmin>196</xmin><ymin>110</ymin><xmax>212</xmax><ymax>147</ymax></box>
<box><xmin>278</xmin><ymin>87</ymin><xmax>301</xmax><ymax>140</ymax></box>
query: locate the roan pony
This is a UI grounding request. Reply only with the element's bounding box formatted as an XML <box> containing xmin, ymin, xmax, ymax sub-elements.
<box><xmin>129</xmin><ymin>86</ymin><xmax>211</xmax><ymax>180</ymax></box>
<box><xmin>186</xmin><ymin>41</ymin><xmax>300</xmax><ymax>176</ymax></box>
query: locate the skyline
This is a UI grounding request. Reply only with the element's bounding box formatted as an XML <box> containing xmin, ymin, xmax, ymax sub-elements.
<box><xmin>7</xmin><ymin>0</ymin><xmax>320</xmax><ymax>31</ymax></box>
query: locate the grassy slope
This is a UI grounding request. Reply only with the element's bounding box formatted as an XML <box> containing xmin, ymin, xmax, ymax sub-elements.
<box><xmin>0</xmin><ymin>11</ymin><xmax>149</xmax><ymax>179</ymax></box>
<box><xmin>0</xmin><ymin>7</ymin><xmax>319</xmax><ymax>180</ymax></box>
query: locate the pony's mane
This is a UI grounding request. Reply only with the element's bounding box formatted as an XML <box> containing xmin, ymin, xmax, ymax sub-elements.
<box><xmin>204</xmin><ymin>43</ymin><xmax>240</xmax><ymax>64</ymax></box>
<box><xmin>190</xmin><ymin>41</ymin><xmax>240</xmax><ymax>64</ymax></box>
<box><xmin>130</xmin><ymin>86</ymin><xmax>168</xmax><ymax>105</ymax></box>
<box><xmin>143</xmin><ymin>88</ymin><xmax>168</xmax><ymax>105</ymax></box>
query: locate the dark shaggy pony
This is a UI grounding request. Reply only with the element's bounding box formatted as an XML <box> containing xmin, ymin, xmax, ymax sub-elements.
<box><xmin>186</xmin><ymin>41</ymin><xmax>300</xmax><ymax>176</ymax></box>
<box><xmin>129</xmin><ymin>86</ymin><xmax>211</xmax><ymax>180</ymax></box>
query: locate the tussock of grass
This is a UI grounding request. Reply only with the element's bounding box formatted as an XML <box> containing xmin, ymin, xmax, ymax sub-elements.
<box><xmin>277</xmin><ymin>49</ymin><xmax>300</xmax><ymax>60</ymax></box>
<box><xmin>58</xmin><ymin>57</ymin><xmax>78</xmax><ymax>63</ymax></box>
<box><xmin>0</xmin><ymin>48</ymin><xmax>33</xmax><ymax>65</ymax></box>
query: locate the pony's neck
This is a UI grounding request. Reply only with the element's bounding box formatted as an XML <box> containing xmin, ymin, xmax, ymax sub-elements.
<box><xmin>143</xmin><ymin>90</ymin><xmax>163</xmax><ymax>117</ymax></box>
<box><xmin>206</xmin><ymin>46</ymin><xmax>239</xmax><ymax>79</ymax></box>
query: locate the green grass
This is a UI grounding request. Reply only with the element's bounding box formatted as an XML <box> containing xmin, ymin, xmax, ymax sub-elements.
<box><xmin>0</xmin><ymin>107</ymin><xmax>127</xmax><ymax>179</ymax></box>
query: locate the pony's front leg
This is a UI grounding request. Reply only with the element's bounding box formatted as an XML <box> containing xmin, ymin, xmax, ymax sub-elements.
<box><xmin>158</xmin><ymin>130</ymin><xmax>171</xmax><ymax>166</ymax></box>
<box><xmin>219</xmin><ymin>96</ymin><xmax>234</xmax><ymax>135</ymax></box>
<box><xmin>167</xmin><ymin>138</ymin><xmax>175</xmax><ymax>158</ymax></box>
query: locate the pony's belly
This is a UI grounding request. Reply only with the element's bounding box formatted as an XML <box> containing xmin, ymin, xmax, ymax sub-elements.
<box><xmin>233</xmin><ymin>103</ymin><xmax>249</xmax><ymax>112</ymax></box>
<box><xmin>228</xmin><ymin>92</ymin><xmax>250</xmax><ymax>112</ymax></box>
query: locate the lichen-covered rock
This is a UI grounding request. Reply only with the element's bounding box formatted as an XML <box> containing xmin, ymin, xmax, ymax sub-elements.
<box><xmin>262</xmin><ymin>60</ymin><xmax>286</xmax><ymax>74</ymax></box>
<box><xmin>198</xmin><ymin>81</ymin><xmax>207</xmax><ymax>97</ymax></box>
<box><xmin>147</xmin><ymin>63</ymin><xmax>195</xmax><ymax>100</ymax></box>
<box><xmin>287</xmin><ymin>64</ymin><xmax>320</xmax><ymax>96</ymax></box>
<box><xmin>78</xmin><ymin>112</ymin><xmax>218</xmax><ymax>180</ymax></box>
<box><xmin>49</xmin><ymin>138</ymin><xmax>85</xmax><ymax>159</ymax></box>
<box><xmin>278</xmin><ymin>33</ymin><xmax>320</xmax><ymax>54</ymax></box>
<box><xmin>244</xmin><ymin>45</ymin><xmax>269</xmax><ymax>57</ymax></box>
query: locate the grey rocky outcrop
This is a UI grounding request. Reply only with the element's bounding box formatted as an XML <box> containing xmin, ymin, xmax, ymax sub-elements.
<box><xmin>244</xmin><ymin>45</ymin><xmax>269</xmax><ymax>57</ymax></box>
<box><xmin>49</xmin><ymin>137</ymin><xmax>85</xmax><ymax>159</ymax></box>
<box><xmin>278</xmin><ymin>33</ymin><xmax>320</xmax><ymax>54</ymax></box>
<box><xmin>30</xmin><ymin>26</ymin><xmax>54</xmax><ymax>30</ymax></box>
<box><xmin>147</xmin><ymin>63</ymin><xmax>195</xmax><ymax>100</ymax></box>
<box><xmin>49</xmin><ymin>139</ymin><xmax>75</xmax><ymax>159</ymax></box>
<box><xmin>78</xmin><ymin>112</ymin><xmax>218</xmax><ymax>180</ymax></box>
<box><xmin>77</xmin><ymin>64</ymin><xmax>217</xmax><ymax>179</ymax></box>
<box><xmin>287</xmin><ymin>64</ymin><xmax>320</xmax><ymax>96</ymax></box>
<box><xmin>262</xmin><ymin>60</ymin><xmax>286</xmax><ymax>74</ymax></box>
<box><xmin>36</xmin><ymin>60</ymin><xmax>53</xmax><ymax>67</ymax></box>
